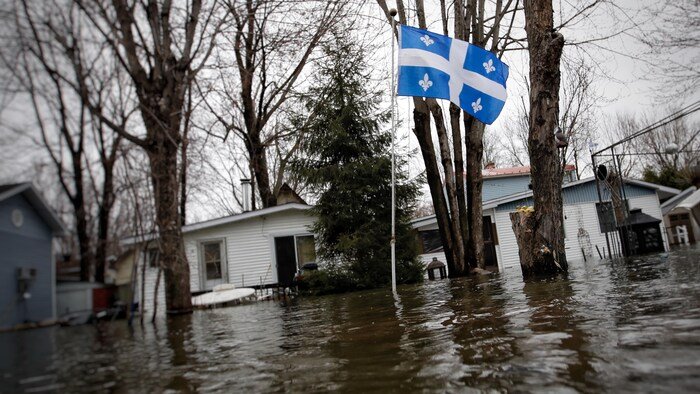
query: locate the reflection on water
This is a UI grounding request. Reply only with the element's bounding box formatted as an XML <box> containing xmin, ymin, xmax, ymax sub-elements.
<box><xmin>2</xmin><ymin>247</ymin><xmax>700</xmax><ymax>393</ymax></box>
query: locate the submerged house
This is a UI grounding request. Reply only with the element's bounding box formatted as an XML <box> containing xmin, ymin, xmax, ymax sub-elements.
<box><xmin>0</xmin><ymin>183</ymin><xmax>65</xmax><ymax>329</ymax></box>
<box><xmin>122</xmin><ymin>185</ymin><xmax>316</xmax><ymax>314</ymax></box>
<box><xmin>413</xmin><ymin>166</ymin><xmax>679</xmax><ymax>274</ymax></box>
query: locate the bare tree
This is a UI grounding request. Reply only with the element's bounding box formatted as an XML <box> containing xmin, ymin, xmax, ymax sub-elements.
<box><xmin>2</xmin><ymin>1</ymin><xmax>133</xmax><ymax>282</ymax></box>
<box><xmin>199</xmin><ymin>0</ymin><xmax>348</xmax><ymax>209</ymax></box>
<box><xmin>377</xmin><ymin>0</ymin><xmax>523</xmax><ymax>275</ymax></box>
<box><xmin>501</xmin><ymin>54</ymin><xmax>600</xmax><ymax>177</ymax></box>
<box><xmin>68</xmin><ymin>0</ymin><xmax>230</xmax><ymax>313</ymax></box>
<box><xmin>634</xmin><ymin>0</ymin><xmax>700</xmax><ymax>98</ymax></box>
<box><xmin>514</xmin><ymin>0</ymin><xmax>567</xmax><ymax>277</ymax></box>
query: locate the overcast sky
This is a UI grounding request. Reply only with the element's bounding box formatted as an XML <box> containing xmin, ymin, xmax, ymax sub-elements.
<box><xmin>0</xmin><ymin>0</ymin><xmax>697</xmax><ymax>222</ymax></box>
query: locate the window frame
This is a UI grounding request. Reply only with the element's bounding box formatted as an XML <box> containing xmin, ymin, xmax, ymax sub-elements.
<box><xmin>198</xmin><ymin>238</ymin><xmax>227</xmax><ymax>289</ymax></box>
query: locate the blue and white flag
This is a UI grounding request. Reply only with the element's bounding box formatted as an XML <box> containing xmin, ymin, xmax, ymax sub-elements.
<box><xmin>397</xmin><ymin>25</ymin><xmax>509</xmax><ymax>125</ymax></box>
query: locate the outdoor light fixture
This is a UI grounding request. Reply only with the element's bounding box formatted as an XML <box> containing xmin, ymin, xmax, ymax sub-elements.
<box><xmin>665</xmin><ymin>143</ymin><xmax>679</xmax><ymax>155</ymax></box>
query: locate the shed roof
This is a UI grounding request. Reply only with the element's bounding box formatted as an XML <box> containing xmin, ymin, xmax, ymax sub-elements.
<box><xmin>661</xmin><ymin>186</ymin><xmax>697</xmax><ymax>216</ymax></box>
<box><xmin>121</xmin><ymin>203</ymin><xmax>312</xmax><ymax>245</ymax></box>
<box><xmin>411</xmin><ymin>177</ymin><xmax>680</xmax><ymax>228</ymax></box>
<box><xmin>482</xmin><ymin>164</ymin><xmax>576</xmax><ymax>178</ymax></box>
<box><xmin>0</xmin><ymin>182</ymin><xmax>66</xmax><ymax>235</ymax></box>
<box><xmin>619</xmin><ymin>209</ymin><xmax>662</xmax><ymax>226</ymax></box>
<box><xmin>677</xmin><ymin>188</ymin><xmax>700</xmax><ymax>211</ymax></box>
<box><xmin>426</xmin><ymin>258</ymin><xmax>445</xmax><ymax>269</ymax></box>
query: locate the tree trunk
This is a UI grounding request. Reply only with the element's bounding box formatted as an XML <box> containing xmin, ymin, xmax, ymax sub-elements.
<box><xmin>94</xmin><ymin>163</ymin><xmax>114</xmax><ymax>283</ymax></box>
<box><xmin>465</xmin><ymin>117</ymin><xmax>485</xmax><ymax>269</ymax></box>
<box><xmin>450</xmin><ymin>104</ymin><xmax>470</xmax><ymax>266</ymax></box>
<box><xmin>246</xmin><ymin>133</ymin><xmax>277</xmax><ymax>209</ymax></box>
<box><xmin>428</xmin><ymin>100</ymin><xmax>466</xmax><ymax>275</ymax></box>
<box><xmin>147</xmin><ymin>134</ymin><xmax>192</xmax><ymax>314</ymax></box>
<box><xmin>510</xmin><ymin>211</ymin><xmax>565</xmax><ymax>276</ymax></box>
<box><xmin>412</xmin><ymin>100</ymin><xmax>457</xmax><ymax>274</ymax></box>
<box><xmin>75</xmin><ymin>203</ymin><xmax>92</xmax><ymax>282</ymax></box>
<box><xmin>516</xmin><ymin>0</ymin><xmax>568</xmax><ymax>277</ymax></box>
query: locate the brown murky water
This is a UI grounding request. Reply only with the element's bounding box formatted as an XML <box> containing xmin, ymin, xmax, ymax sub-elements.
<box><xmin>2</xmin><ymin>247</ymin><xmax>700</xmax><ymax>393</ymax></box>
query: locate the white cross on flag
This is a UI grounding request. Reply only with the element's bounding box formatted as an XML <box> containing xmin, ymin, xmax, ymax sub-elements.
<box><xmin>397</xmin><ymin>25</ymin><xmax>509</xmax><ymax>125</ymax></box>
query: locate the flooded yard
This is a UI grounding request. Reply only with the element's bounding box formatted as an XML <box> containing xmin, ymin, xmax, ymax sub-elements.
<box><xmin>2</xmin><ymin>247</ymin><xmax>700</xmax><ymax>393</ymax></box>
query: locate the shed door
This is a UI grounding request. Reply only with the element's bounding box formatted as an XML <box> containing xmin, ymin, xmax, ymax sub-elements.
<box><xmin>275</xmin><ymin>236</ymin><xmax>297</xmax><ymax>287</ymax></box>
<box><xmin>200</xmin><ymin>240</ymin><xmax>227</xmax><ymax>290</ymax></box>
<box><xmin>483</xmin><ymin>216</ymin><xmax>498</xmax><ymax>268</ymax></box>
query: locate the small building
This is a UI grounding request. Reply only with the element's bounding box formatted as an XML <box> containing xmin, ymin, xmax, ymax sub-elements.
<box><xmin>661</xmin><ymin>186</ymin><xmax>699</xmax><ymax>245</ymax></box>
<box><xmin>413</xmin><ymin>175</ymin><xmax>679</xmax><ymax>275</ymax></box>
<box><xmin>123</xmin><ymin>202</ymin><xmax>316</xmax><ymax>315</ymax></box>
<box><xmin>0</xmin><ymin>183</ymin><xmax>65</xmax><ymax>329</ymax></box>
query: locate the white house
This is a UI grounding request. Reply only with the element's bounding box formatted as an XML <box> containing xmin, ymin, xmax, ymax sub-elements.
<box><xmin>123</xmin><ymin>202</ymin><xmax>316</xmax><ymax>314</ymax></box>
<box><xmin>413</xmin><ymin>176</ymin><xmax>679</xmax><ymax>274</ymax></box>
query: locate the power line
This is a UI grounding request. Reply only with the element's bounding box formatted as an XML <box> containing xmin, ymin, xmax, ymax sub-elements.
<box><xmin>592</xmin><ymin>100</ymin><xmax>700</xmax><ymax>156</ymax></box>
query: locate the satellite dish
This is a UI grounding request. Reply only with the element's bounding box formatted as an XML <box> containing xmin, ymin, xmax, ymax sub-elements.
<box><xmin>596</xmin><ymin>164</ymin><xmax>608</xmax><ymax>181</ymax></box>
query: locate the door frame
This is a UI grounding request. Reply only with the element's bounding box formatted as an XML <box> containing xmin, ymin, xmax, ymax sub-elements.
<box><xmin>198</xmin><ymin>237</ymin><xmax>228</xmax><ymax>290</ymax></box>
<box><xmin>268</xmin><ymin>231</ymin><xmax>315</xmax><ymax>284</ymax></box>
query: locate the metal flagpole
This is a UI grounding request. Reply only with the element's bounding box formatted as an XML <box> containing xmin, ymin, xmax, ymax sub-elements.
<box><xmin>390</xmin><ymin>9</ymin><xmax>397</xmax><ymax>293</ymax></box>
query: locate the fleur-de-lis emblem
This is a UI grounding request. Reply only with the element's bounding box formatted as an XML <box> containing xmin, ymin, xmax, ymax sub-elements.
<box><xmin>483</xmin><ymin>58</ymin><xmax>495</xmax><ymax>74</ymax></box>
<box><xmin>471</xmin><ymin>97</ymin><xmax>483</xmax><ymax>112</ymax></box>
<box><xmin>418</xmin><ymin>73</ymin><xmax>433</xmax><ymax>91</ymax></box>
<box><xmin>420</xmin><ymin>34</ymin><xmax>434</xmax><ymax>47</ymax></box>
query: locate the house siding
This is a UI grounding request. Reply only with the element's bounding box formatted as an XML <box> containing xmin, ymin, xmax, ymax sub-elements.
<box><xmin>495</xmin><ymin>182</ymin><xmax>656</xmax><ymax>212</ymax></box>
<box><xmin>0</xmin><ymin>194</ymin><xmax>54</xmax><ymax>328</ymax></box>
<box><xmin>495</xmin><ymin>194</ymin><xmax>667</xmax><ymax>272</ymax></box>
<box><xmin>136</xmin><ymin>208</ymin><xmax>315</xmax><ymax>315</ymax></box>
<box><xmin>483</xmin><ymin>176</ymin><xmax>531</xmax><ymax>201</ymax></box>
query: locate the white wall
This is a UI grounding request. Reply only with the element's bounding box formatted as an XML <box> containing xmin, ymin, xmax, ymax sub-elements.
<box><xmin>136</xmin><ymin>209</ymin><xmax>315</xmax><ymax>315</ymax></box>
<box><xmin>494</xmin><ymin>194</ymin><xmax>668</xmax><ymax>272</ymax></box>
<box><xmin>185</xmin><ymin>209</ymin><xmax>315</xmax><ymax>291</ymax></box>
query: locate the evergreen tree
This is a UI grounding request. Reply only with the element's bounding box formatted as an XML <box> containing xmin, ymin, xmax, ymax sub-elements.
<box><xmin>293</xmin><ymin>35</ymin><xmax>423</xmax><ymax>291</ymax></box>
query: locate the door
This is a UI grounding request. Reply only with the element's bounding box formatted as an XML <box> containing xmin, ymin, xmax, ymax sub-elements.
<box><xmin>483</xmin><ymin>216</ymin><xmax>498</xmax><ymax>268</ymax></box>
<box><xmin>275</xmin><ymin>236</ymin><xmax>297</xmax><ymax>287</ymax></box>
<box><xmin>200</xmin><ymin>240</ymin><xmax>227</xmax><ymax>290</ymax></box>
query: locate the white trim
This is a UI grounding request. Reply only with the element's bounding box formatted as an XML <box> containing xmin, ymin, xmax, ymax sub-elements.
<box><xmin>268</xmin><ymin>231</ymin><xmax>316</xmax><ymax>284</ymax></box>
<box><xmin>198</xmin><ymin>238</ymin><xmax>228</xmax><ymax>290</ymax></box>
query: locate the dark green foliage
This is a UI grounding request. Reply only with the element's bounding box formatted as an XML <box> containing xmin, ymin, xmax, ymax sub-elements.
<box><xmin>642</xmin><ymin>165</ymin><xmax>692</xmax><ymax>190</ymax></box>
<box><xmin>292</xmin><ymin>35</ymin><xmax>423</xmax><ymax>293</ymax></box>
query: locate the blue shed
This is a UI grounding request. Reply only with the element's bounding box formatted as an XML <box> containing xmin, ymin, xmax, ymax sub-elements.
<box><xmin>0</xmin><ymin>183</ymin><xmax>65</xmax><ymax>329</ymax></box>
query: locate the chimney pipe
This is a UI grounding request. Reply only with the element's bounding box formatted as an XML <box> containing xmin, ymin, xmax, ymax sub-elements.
<box><xmin>240</xmin><ymin>178</ymin><xmax>252</xmax><ymax>211</ymax></box>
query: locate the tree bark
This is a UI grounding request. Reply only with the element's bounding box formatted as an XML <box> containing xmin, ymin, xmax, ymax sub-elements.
<box><xmin>464</xmin><ymin>117</ymin><xmax>485</xmax><ymax>269</ymax></box>
<box><xmin>428</xmin><ymin>100</ymin><xmax>466</xmax><ymax>274</ymax></box>
<box><xmin>413</xmin><ymin>100</ymin><xmax>457</xmax><ymax>273</ymax></box>
<box><xmin>516</xmin><ymin>0</ymin><xmax>568</xmax><ymax>277</ymax></box>
<box><xmin>146</xmin><ymin>123</ymin><xmax>192</xmax><ymax>314</ymax></box>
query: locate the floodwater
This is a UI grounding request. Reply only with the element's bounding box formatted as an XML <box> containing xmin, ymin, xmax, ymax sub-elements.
<box><xmin>2</xmin><ymin>247</ymin><xmax>700</xmax><ymax>393</ymax></box>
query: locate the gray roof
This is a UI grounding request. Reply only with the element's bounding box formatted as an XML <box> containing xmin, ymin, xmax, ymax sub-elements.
<box><xmin>411</xmin><ymin>177</ymin><xmax>680</xmax><ymax>228</ymax></box>
<box><xmin>661</xmin><ymin>186</ymin><xmax>697</xmax><ymax>216</ymax></box>
<box><xmin>121</xmin><ymin>203</ymin><xmax>312</xmax><ymax>245</ymax></box>
<box><xmin>0</xmin><ymin>183</ymin><xmax>66</xmax><ymax>235</ymax></box>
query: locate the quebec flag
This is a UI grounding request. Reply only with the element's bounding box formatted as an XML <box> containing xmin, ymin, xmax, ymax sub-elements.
<box><xmin>397</xmin><ymin>25</ymin><xmax>509</xmax><ymax>125</ymax></box>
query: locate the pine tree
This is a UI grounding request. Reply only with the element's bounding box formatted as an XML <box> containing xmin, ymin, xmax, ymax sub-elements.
<box><xmin>293</xmin><ymin>35</ymin><xmax>423</xmax><ymax>291</ymax></box>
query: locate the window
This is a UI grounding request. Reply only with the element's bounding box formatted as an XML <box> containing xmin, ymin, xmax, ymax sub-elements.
<box><xmin>147</xmin><ymin>248</ymin><xmax>159</xmax><ymax>268</ymax></box>
<box><xmin>419</xmin><ymin>230</ymin><xmax>443</xmax><ymax>253</ymax></box>
<box><xmin>296</xmin><ymin>235</ymin><xmax>316</xmax><ymax>267</ymax></box>
<box><xmin>202</xmin><ymin>241</ymin><xmax>223</xmax><ymax>280</ymax></box>
<box><xmin>596</xmin><ymin>202</ymin><xmax>617</xmax><ymax>233</ymax></box>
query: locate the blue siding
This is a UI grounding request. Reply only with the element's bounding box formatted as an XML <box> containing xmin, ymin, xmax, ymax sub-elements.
<box><xmin>495</xmin><ymin>181</ymin><xmax>656</xmax><ymax>212</ymax></box>
<box><xmin>483</xmin><ymin>176</ymin><xmax>531</xmax><ymax>201</ymax></box>
<box><xmin>0</xmin><ymin>195</ymin><xmax>54</xmax><ymax>328</ymax></box>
